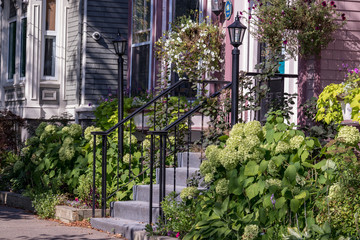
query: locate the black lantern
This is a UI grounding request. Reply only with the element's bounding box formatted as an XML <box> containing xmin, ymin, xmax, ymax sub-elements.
<box><xmin>112</xmin><ymin>31</ymin><xmax>127</xmax><ymax>56</ymax></box>
<box><xmin>228</xmin><ymin>13</ymin><xmax>247</xmax><ymax>48</ymax></box>
<box><xmin>211</xmin><ymin>0</ymin><xmax>223</xmax><ymax>16</ymax></box>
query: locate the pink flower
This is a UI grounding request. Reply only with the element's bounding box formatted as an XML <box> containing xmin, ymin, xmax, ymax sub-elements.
<box><xmin>176</xmin><ymin>232</ymin><xmax>180</xmax><ymax>238</ymax></box>
<box><xmin>75</xmin><ymin>197</ymin><xmax>79</xmax><ymax>202</ymax></box>
<box><xmin>283</xmin><ymin>40</ymin><xmax>288</xmax><ymax>45</ymax></box>
<box><xmin>321</xmin><ymin>1</ymin><xmax>326</xmax><ymax>6</ymax></box>
<box><xmin>354</xmin><ymin>68</ymin><xmax>359</xmax><ymax>74</ymax></box>
<box><xmin>330</xmin><ymin>1</ymin><xmax>335</xmax><ymax>5</ymax></box>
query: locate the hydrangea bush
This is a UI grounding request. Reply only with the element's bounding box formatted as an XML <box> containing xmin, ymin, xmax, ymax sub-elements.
<box><xmin>182</xmin><ymin>112</ymin><xmax>360</xmax><ymax>239</ymax></box>
<box><xmin>14</xmin><ymin>123</ymin><xmax>88</xmax><ymax>194</ymax></box>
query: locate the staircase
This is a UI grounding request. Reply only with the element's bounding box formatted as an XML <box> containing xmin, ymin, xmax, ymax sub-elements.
<box><xmin>90</xmin><ymin>152</ymin><xmax>203</xmax><ymax>240</ymax></box>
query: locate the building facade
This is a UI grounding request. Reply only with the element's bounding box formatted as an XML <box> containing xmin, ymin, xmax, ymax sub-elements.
<box><xmin>0</xmin><ymin>0</ymin><xmax>128</xmax><ymax>126</ymax></box>
<box><xmin>0</xmin><ymin>0</ymin><xmax>359</xmax><ymax>128</ymax></box>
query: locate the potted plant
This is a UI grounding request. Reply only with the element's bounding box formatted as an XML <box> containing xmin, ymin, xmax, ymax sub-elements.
<box><xmin>246</xmin><ymin>0</ymin><xmax>346</xmax><ymax>58</ymax></box>
<box><xmin>316</xmin><ymin>68</ymin><xmax>360</xmax><ymax>123</ymax></box>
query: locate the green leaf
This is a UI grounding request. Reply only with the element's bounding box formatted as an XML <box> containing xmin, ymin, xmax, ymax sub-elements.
<box><xmin>245</xmin><ymin>183</ymin><xmax>259</xmax><ymax>200</ymax></box>
<box><xmin>295</xmin><ymin>191</ymin><xmax>308</xmax><ymax>200</ymax></box>
<box><xmin>272</xmin><ymin>155</ymin><xmax>286</xmax><ymax>167</ymax></box>
<box><xmin>306</xmin><ymin>139</ymin><xmax>315</xmax><ymax>148</ymax></box>
<box><xmin>275</xmin><ymin>197</ymin><xmax>286</xmax><ymax>209</ymax></box>
<box><xmin>49</xmin><ymin>170</ymin><xmax>55</xmax><ymax>178</ymax></box>
<box><xmin>301</xmin><ymin>150</ymin><xmax>310</xmax><ymax>161</ymax></box>
<box><xmin>314</xmin><ymin>159</ymin><xmax>327</xmax><ymax>169</ymax></box>
<box><xmin>301</xmin><ymin>161</ymin><xmax>314</xmax><ymax>168</ymax></box>
<box><xmin>244</xmin><ymin>161</ymin><xmax>259</xmax><ymax>176</ymax></box>
<box><xmin>259</xmin><ymin>160</ymin><xmax>269</xmax><ymax>173</ymax></box>
<box><xmin>290</xmin><ymin>199</ymin><xmax>300</xmax><ymax>213</ymax></box>
<box><xmin>284</xmin><ymin>165</ymin><xmax>297</xmax><ymax>183</ymax></box>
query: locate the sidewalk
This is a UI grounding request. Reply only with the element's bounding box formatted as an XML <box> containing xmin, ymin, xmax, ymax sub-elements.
<box><xmin>0</xmin><ymin>205</ymin><xmax>123</xmax><ymax>240</ymax></box>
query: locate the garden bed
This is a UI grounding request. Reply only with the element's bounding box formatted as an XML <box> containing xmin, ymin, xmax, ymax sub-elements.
<box><xmin>0</xmin><ymin>191</ymin><xmax>34</xmax><ymax>212</ymax></box>
<box><xmin>55</xmin><ymin>205</ymin><xmax>109</xmax><ymax>223</ymax></box>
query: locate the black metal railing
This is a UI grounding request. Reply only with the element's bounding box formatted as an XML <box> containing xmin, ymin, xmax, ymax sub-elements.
<box><xmin>90</xmin><ymin>79</ymin><xmax>231</xmax><ymax>219</ymax></box>
<box><xmin>148</xmin><ymin>81</ymin><xmax>232</xmax><ymax>221</ymax></box>
<box><xmin>91</xmin><ymin>72</ymin><xmax>298</xmax><ymax>223</ymax></box>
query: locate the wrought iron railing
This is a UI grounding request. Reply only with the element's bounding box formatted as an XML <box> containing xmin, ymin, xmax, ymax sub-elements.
<box><xmin>91</xmin><ymin>79</ymin><xmax>231</xmax><ymax>219</ymax></box>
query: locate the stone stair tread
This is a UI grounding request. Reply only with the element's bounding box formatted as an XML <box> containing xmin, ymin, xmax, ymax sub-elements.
<box><xmin>112</xmin><ymin>201</ymin><xmax>159</xmax><ymax>222</ymax></box>
<box><xmin>90</xmin><ymin>217</ymin><xmax>146</xmax><ymax>239</ymax></box>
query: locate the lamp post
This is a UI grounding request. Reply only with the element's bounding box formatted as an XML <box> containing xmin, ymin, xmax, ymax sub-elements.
<box><xmin>228</xmin><ymin>13</ymin><xmax>247</xmax><ymax>126</ymax></box>
<box><xmin>211</xmin><ymin>0</ymin><xmax>223</xmax><ymax>16</ymax></box>
<box><xmin>112</xmin><ymin>31</ymin><xmax>127</xmax><ymax>164</ymax></box>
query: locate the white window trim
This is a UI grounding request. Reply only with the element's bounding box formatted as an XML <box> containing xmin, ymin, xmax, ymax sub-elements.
<box><xmin>41</xmin><ymin>0</ymin><xmax>58</xmax><ymax>81</ymax></box>
<box><xmin>129</xmin><ymin>0</ymin><xmax>154</xmax><ymax>94</ymax></box>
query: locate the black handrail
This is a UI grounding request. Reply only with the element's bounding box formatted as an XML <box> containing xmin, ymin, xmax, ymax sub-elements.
<box><xmin>148</xmin><ymin>81</ymin><xmax>233</xmax><ymax>219</ymax></box>
<box><xmin>91</xmin><ymin>79</ymin><xmax>188</xmax><ymax>136</ymax></box>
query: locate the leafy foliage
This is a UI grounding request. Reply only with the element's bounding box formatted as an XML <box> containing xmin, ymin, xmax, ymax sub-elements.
<box><xmin>32</xmin><ymin>191</ymin><xmax>60</xmax><ymax>219</ymax></box>
<box><xmin>316</xmin><ymin>69</ymin><xmax>360</xmax><ymax>124</ymax></box>
<box><xmin>13</xmin><ymin>123</ymin><xmax>88</xmax><ymax>194</ymax></box>
<box><xmin>247</xmin><ymin>0</ymin><xmax>346</xmax><ymax>58</ymax></box>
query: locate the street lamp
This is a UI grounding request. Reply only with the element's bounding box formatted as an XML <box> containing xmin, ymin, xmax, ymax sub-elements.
<box><xmin>112</xmin><ymin>31</ymin><xmax>127</xmax><ymax>167</ymax></box>
<box><xmin>228</xmin><ymin>13</ymin><xmax>247</xmax><ymax>126</ymax></box>
<box><xmin>211</xmin><ymin>0</ymin><xmax>223</xmax><ymax>16</ymax></box>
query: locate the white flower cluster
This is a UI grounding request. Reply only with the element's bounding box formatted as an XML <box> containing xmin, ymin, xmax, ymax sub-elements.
<box><xmin>290</xmin><ymin>135</ymin><xmax>304</xmax><ymax>150</ymax></box>
<box><xmin>242</xmin><ymin>224</ymin><xmax>259</xmax><ymax>240</ymax></box>
<box><xmin>337</xmin><ymin>126</ymin><xmax>360</xmax><ymax>145</ymax></box>
<box><xmin>215</xmin><ymin>178</ymin><xmax>229</xmax><ymax>196</ymax></box>
<box><xmin>180</xmin><ymin>186</ymin><xmax>199</xmax><ymax>200</ymax></box>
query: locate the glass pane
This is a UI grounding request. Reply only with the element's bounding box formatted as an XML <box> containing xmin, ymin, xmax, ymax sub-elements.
<box><xmin>8</xmin><ymin>22</ymin><xmax>16</xmax><ymax>79</ymax></box>
<box><xmin>132</xmin><ymin>0</ymin><xmax>151</xmax><ymax>44</ymax></box>
<box><xmin>9</xmin><ymin>1</ymin><xmax>17</xmax><ymax>18</ymax></box>
<box><xmin>131</xmin><ymin>44</ymin><xmax>149</xmax><ymax>95</ymax></box>
<box><xmin>175</xmin><ymin>0</ymin><xmax>198</xmax><ymax>19</ymax></box>
<box><xmin>20</xmin><ymin>18</ymin><xmax>27</xmax><ymax>78</ymax></box>
<box><xmin>46</xmin><ymin>0</ymin><xmax>56</xmax><ymax>31</ymax></box>
<box><xmin>44</xmin><ymin>37</ymin><xmax>56</xmax><ymax>76</ymax></box>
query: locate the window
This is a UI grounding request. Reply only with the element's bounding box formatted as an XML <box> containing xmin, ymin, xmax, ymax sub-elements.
<box><xmin>131</xmin><ymin>0</ymin><xmax>152</xmax><ymax>95</ymax></box>
<box><xmin>8</xmin><ymin>21</ymin><xmax>16</xmax><ymax>80</ymax></box>
<box><xmin>174</xmin><ymin>0</ymin><xmax>198</xmax><ymax>19</ymax></box>
<box><xmin>43</xmin><ymin>0</ymin><xmax>56</xmax><ymax>78</ymax></box>
<box><xmin>44</xmin><ymin>37</ymin><xmax>56</xmax><ymax>76</ymax></box>
<box><xmin>20</xmin><ymin>18</ymin><xmax>27</xmax><ymax>78</ymax></box>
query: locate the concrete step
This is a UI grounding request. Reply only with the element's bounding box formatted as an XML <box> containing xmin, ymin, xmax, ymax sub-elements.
<box><xmin>90</xmin><ymin>217</ymin><xmax>146</xmax><ymax>240</ymax></box>
<box><xmin>177</xmin><ymin>152</ymin><xmax>203</xmax><ymax>168</ymax></box>
<box><xmin>133</xmin><ymin>184</ymin><xmax>185</xmax><ymax>204</ymax></box>
<box><xmin>112</xmin><ymin>200</ymin><xmax>159</xmax><ymax>223</ymax></box>
<box><xmin>156</xmin><ymin>167</ymin><xmax>199</xmax><ymax>187</ymax></box>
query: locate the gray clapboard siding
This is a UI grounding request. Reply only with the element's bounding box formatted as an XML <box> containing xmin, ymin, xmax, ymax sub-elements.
<box><xmin>65</xmin><ymin>0</ymin><xmax>81</xmax><ymax>106</ymax></box>
<box><xmin>83</xmin><ymin>0</ymin><xmax>128</xmax><ymax>104</ymax></box>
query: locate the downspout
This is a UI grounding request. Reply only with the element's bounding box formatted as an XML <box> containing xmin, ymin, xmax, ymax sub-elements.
<box><xmin>80</xmin><ymin>0</ymin><xmax>87</xmax><ymax>106</ymax></box>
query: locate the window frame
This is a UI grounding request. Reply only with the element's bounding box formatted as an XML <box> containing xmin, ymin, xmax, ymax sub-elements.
<box><xmin>20</xmin><ymin>16</ymin><xmax>27</xmax><ymax>80</ymax></box>
<box><xmin>129</xmin><ymin>0</ymin><xmax>154</xmax><ymax>95</ymax></box>
<box><xmin>41</xmin><ymin>0</ymin><xmax>58</xmax><ymax>81</ymax></box>
<box><xmin>7</xmin><ymin>19</ymin><xmax>17</xmax><ymax>81</ymax></box>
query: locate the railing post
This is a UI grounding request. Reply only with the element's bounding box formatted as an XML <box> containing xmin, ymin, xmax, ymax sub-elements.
<box><xmin>149</xmin><ymin>134</ymin><xmax>154</xmax><ymax>224</ymax></box>
<box><xmin>101</xmin><ymin>135</ymin><xmax>107</xmax><ymax>217</ymax></box>
<box><xmin>231</xmin><ymin>47</ymin><xmax>240</xmax><ymax>126</ymax></box>
<box><xmin>92</xmin><ymin>134</ymin><xmax>96</xmax><ymax>218</ymax></box>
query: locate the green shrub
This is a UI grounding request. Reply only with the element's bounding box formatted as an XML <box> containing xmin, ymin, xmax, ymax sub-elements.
<box><xmin>14</xmin><ymin>123</ymin><xmax>88</xmax><ymax>194</ymax></box>
<box><xmin>177</xmin><ymin>113</ymin><xmax>360</xmax><ymax>240</ymax></box>
<box><xmin>32</xmin><ymin>192</ymin><xmax>60</xmax><ymax>219</ymax></box>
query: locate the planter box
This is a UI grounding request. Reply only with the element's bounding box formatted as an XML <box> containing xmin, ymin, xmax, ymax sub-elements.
<box><xmin>55</xmin><ymin>205</ymin><xmax>109</xmax><ymax>223</ymax></box>
<box><xmin>0</xmin><ymin>191</ymin><xmax>34</xmax><ymax>212</ymax></box>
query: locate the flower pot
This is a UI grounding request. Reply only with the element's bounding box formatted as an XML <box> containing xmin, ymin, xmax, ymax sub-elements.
<box><xmin>341</xmin><ymin>102</ymin><xmax>352</xmax><ymax>121</ymax></box>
